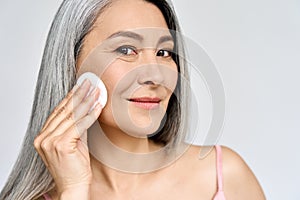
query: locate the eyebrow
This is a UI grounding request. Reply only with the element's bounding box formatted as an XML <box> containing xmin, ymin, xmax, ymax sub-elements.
<box><xmin>107</xmin><ymin>31</ymin><xmax>144</xmax><ymax>41</ymax></box>
<box><xmin>158</xmin><ymin>35</ymin><xmax>174</xmax><ymax>45</ymax></box>
<box><xmin>106</xmin><ymin>31</ymin><xmax>174</xmax><ymax>44</ymax></box>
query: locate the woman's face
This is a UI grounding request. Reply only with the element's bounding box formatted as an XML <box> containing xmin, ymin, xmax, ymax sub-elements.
<box><xmin>77</xmin><ymin>0</ymin><xmax>178</xmax><ymax>137</ymax></box>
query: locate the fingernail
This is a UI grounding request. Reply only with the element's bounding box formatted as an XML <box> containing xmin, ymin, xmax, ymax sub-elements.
<box><xmin>88</xmin><ymin>85</ymin><xmax>96</xmax><ymax>95</ymax></box>
<box><xmin>80</xmin><ymin>79</ymin><xmax>90</xmax><ymax>89</ymax></box>
<box><xmin>94</xmin><ymin>102</ymin><xmax>102</xmax><ymax>110</ymax></box>
<box><xmin>90</xmin><ymin>87</ymin><xmax>99</xmax><ymax>101</ymax></box>
<box><xmin>70</xmin><ymin>84</ymin><xmax>79</xmax><ymax>95</ymax></box>
<box><xmin>88</xmin><ymin>102</ymin><xmax>101</xmax><ymax>114</ymax></box>
<box><xmin>89</xmin><ymin>86</ymin><xmax>97</xmax><ymax>96</ymax></box>
<box><xmin>73</xmin><ymin>84</ymin><xmax>79</xmax><ymax>90</ymax></box>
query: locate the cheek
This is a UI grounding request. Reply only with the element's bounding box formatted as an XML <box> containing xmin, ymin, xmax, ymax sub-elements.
<box><xmin>98</xmin><ymin>62</ymin><xmax>135</xmax><ymax>123</ymax></box>
<box><xmin>101</xmin><ymin>66</ymin><xmax>123</xmax><ymax>95</ymax></box>
<box><xmin>101</xmin><ymin>61</ymin><xmax>138</xmax><ymax>99</ymax></box>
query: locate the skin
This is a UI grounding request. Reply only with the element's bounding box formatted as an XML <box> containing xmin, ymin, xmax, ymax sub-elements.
<box><xmin>34</xmin><ymin>0</ymin><xmax>266</xmax><ymax>199</ymax></box>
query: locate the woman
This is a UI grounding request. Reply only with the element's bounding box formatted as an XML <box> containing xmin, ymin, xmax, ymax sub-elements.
<box><xmin>0</xmin><ymin>0</ymin><xmax>265</xmax><ymax>199</ymax></box>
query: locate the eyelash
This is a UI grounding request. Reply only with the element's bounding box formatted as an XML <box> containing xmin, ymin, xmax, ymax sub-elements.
<box><xmin>115</xmin><ymin>45</ymin><xmax>137</xmax><ymax>55</ymax></box>
<box><xmin>115</xmin><ymin>46</ymin><xmax>173</xmax><ymax>58</ymax></box>
<box><xmin>156</xmin><ymin>49</ymin><xmax>173</xmax><ymax>57</ymax></box>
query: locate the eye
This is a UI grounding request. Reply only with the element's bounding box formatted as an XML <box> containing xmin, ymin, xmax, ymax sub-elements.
<box><xmin>156</xmin><ymin>49</ymin><xmax>172</xmax><ymax>57</ymax></box>
<box><xmin>115</xmin><ymin>46</ymin><xmax>137</xmax><ymax>55</ymax></box>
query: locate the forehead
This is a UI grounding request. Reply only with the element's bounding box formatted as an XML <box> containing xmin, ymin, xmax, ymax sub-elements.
<box><xmin>91</xmin><ymin>0</ymin><xmax>169</xmax><ymax>41</ymax></box>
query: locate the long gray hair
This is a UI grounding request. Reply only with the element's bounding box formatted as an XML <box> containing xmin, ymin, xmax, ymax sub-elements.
<box><xmin>0</xmin><ymin>0</ymin><xmax>189</xmax><ymax>199</ymax></box>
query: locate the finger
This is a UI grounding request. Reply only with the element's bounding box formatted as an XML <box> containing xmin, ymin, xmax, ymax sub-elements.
<box><xmin>35</xmin><ymin>102</ymin><xmax>102</xmax><ymax>169</ymax></box>
<box><xmin>45</xmin><ymin>88</ymin><xmax>100</xmax><ymax>139</ymax></box>
<box><xmin>79</xmin><ymin>130</ymin><xmax>88</xmax><ymax>150</ymax></box>
<box><xmin>40</xmin><ymin>79</ymin><xmax>92</xmax><ymax>138</ymax></box>
<box><xmin>40</xmin><ymin>84</ymin><xmax>79</xmax><ymax>133</ymax></box>
<box><xmin>41</xmin><ymin>103</ymin><xmax>102</xmax><ymax>158</ymax></box>
<box><xmin>69</xmin><ymin>102</ymin><xmax>103</xmax><ymax>139</ymax></box>
<box><xmin>34</xmin><ymin>137</ymin><xmax>50</xmax><ymax>167</ymax></box>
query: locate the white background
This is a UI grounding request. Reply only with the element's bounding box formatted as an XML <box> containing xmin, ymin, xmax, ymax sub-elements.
<box><xmin>0</xmin><ymin>0</ymin><xmax>299</xmax><ymax>199</ymax></box>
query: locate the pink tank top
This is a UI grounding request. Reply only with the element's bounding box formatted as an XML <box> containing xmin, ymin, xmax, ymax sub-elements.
<box><xmin>43</xmin><ymin>146</ymin><xmax>226</xmax><ymax>200</ymax></box>
<box><xmin>213</xmin><ymin>145</ymin><xmax>226</xmax><ymax>200</ymax></box>
<box><xmin>43</xmin><ymin>193</ymin><xmax>51</xmax><ymax>200</ymax></box>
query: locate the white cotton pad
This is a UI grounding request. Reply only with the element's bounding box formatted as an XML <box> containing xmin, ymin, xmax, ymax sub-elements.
<box><xmin>76</xmin><ymin>72</ymin><xmax>108</xmax><ymax>108</ymax></box>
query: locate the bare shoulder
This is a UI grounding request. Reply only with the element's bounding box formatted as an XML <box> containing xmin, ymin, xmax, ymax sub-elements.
<box><xmin>178</xmin><ymin>145</ymin><xmax>266</xmax><ymax>199</ymax></box>
<box><xmin>219</xmin><ymin>145</ymin><xmax>266</xmax><ymax>199</ymax></box>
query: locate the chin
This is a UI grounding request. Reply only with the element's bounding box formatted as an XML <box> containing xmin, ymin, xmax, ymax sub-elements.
<box><xmin>119</xmin><ymin>118</ymin><xmax>163</xmax><ymax>139</ymax></box>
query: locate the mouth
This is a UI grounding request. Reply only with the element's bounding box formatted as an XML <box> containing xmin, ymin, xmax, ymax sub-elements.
<box><xmin>127</xmin><ymin>97</ymin><xmax>161</xmax><ymax>110</ymax></box>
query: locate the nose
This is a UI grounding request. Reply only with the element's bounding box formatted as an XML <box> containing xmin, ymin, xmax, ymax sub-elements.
<box><xmin>137</xmin><ymin>50</ymin><xmax>164</xmax><ymax>86</ymax></box>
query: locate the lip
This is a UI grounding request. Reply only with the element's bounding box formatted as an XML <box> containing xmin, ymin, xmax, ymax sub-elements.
<box><xmin>127</xmin><ymin>97</ymin><xmax>161</xmax><ymax>110</ymax></box>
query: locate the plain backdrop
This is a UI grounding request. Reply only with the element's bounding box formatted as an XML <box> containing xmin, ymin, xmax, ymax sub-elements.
<box><xmin>0</xmin><ymin>0</ymin><xmax>299</xmax><ymax>199</ymax></box>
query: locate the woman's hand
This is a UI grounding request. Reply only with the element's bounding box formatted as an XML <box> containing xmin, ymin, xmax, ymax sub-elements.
<box><xmin>34</xmin><ymin>79</ymin><xmax>102</xmax><ymax>199</ymax></box>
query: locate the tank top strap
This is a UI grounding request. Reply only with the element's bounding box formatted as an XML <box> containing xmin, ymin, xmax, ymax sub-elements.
<box><xmin>215</xmin><ymin>145</ymin><xmax>224</xmax><ymax>191</ymax></box>
<box><xmin>43</xmin><ymin>193</ymin><xmax>52</xmax><ymax>200</ymax></box>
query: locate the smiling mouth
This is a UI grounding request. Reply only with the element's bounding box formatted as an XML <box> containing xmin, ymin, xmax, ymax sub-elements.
<box><xmin>127</xmin><ymin>97</ymin><xmax>161</xmax><ymax>110</ymax></box>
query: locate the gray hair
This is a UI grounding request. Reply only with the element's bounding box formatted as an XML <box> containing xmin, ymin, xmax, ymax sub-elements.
<box><xmin>0</xmin><ymin>0</ymin><xmax>189</xmax><ymax>199</ymax></box>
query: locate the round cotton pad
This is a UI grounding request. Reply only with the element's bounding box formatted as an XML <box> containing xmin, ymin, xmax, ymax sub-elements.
<box><xmin>76</xmin><ymin>72</ymin><xmax>108</xmax><ymax>108</ymax></box>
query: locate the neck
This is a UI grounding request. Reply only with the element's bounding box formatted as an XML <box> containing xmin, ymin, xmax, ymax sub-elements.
<box><xmin>90</xmin><ymin>156</ymin><xmax>146</xmax><ymax>195</ymax></box>
<box><xmin>87</xmin><ymin>121</ymin><xmax>171</xmax><ymax>173</ymax></box>
<box><xmin>86</xmin><ymin>121</ymin><xmax>186</xmax><ymax>193</ymax></box>
<box><xmin>87</xmin><ymin>121</ymin><xmax>161</xmax><ymax>195</ymax></box>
